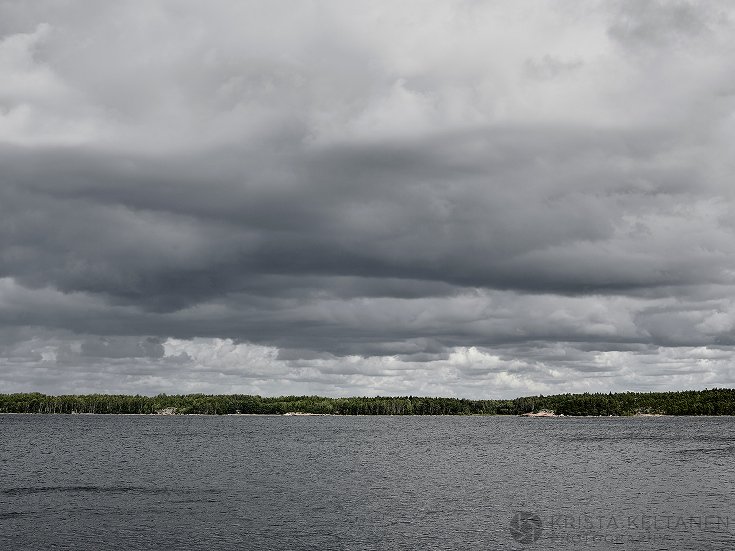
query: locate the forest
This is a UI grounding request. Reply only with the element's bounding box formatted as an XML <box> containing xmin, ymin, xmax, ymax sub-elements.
<box><xmin>1</xmin><ymin>388</ymin><xmax>734</xmax><ymax>415</ymax></box>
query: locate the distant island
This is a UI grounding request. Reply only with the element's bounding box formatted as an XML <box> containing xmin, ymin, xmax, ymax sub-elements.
<box><xmin>1</xmin><ymin>389</ymin><xmax>735</xmax><ymax>416</ymax></box>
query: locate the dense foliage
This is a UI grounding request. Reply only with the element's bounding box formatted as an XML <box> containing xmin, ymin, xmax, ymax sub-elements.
<box><xmin>1</xmin><ymin>389</ymin><xmax>734</xmax><ymax>415</ymax></box>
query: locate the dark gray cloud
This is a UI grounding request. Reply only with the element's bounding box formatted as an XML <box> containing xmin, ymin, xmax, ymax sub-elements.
<box><xmin>1</xmin><ymin>0</ymin><xmax>734</xmax><ymax>396</ymax></box>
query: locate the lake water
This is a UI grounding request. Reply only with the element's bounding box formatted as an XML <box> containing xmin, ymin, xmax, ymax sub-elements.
<box><xmin>1</xmin><ymin>415</ymin><xmax>733</xmax><ymax>550</ymax></box>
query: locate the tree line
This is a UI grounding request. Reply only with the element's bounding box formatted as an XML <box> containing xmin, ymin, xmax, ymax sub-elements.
<box><xmin>0</xmin><ymin>389</ymin><xmax>734</xmax><ymax>415</ymax></box>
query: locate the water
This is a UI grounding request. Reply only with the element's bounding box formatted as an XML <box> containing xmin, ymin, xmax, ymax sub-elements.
<box><xmin>1</xmin><ymin>415</ymin><xmax>733</xmax><ymax>550</ymax></box>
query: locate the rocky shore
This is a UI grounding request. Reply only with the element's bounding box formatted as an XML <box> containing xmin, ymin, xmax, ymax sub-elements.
<box><xmin>520</xmin><ymin>410</ymin><xmax>560</xmax><ymax>417</ymax></box>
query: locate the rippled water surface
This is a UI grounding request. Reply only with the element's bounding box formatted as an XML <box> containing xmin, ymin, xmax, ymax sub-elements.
<box><xmin>1</xmin><ymin>415</ymin><xmax>734</xmax><ymax>550</ymax></box>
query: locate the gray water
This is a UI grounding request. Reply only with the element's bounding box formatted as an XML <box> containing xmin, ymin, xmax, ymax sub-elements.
<box><xmin>1</xmin><ymin>415</ymin><xmax>733</xmax><ymax>550</ymax></box>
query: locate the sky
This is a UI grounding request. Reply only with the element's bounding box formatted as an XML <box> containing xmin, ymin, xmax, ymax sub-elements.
<box><xmin>1</xmin><ymin>0</ymin><xmax>735</xmax><ymax>398</ymax></box>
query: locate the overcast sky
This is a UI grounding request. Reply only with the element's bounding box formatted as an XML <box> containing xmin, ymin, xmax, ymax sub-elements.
<box><xmin>1</xmin><ymin>1</ymin><xmax>734</xmax><ymax>398</ymax></box>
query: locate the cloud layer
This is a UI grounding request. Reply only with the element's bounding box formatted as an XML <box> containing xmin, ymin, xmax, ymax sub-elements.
<box><xmin>1</xmin><ymin>1</ymin><xmax>735</xmax><ymax>397</ymax></box>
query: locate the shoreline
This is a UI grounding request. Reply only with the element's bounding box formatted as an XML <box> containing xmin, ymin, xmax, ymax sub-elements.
<box><xmin>0</xmin><ymin>412</ymin><xmax>718</xmax><ymax>417</ymax></box>
<box><xmin>2</xmin><ymin>389</ymin><xmax>732</xmax><ymax>416</ymax></box>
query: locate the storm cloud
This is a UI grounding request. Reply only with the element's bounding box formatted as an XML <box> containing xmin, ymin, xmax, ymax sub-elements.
<box><xmin>1</xmin><ymin>0</ymin><xmax>735</xmax><ymax>397</ymax></box>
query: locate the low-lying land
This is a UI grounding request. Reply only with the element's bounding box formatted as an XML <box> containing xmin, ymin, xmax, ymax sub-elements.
<box><xmin>1</xmin><ymin>389</ymin><xmax>734</xmax><ymax>416</ymax></box>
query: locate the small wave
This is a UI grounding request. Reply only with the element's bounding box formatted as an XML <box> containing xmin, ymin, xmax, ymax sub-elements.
<box><xmin>0</xmin><ymin>511</ymin><xmax>31</xmax><ymax>519</ymax></box>
<box><xmin>675</xmin><ymin>445</ymin><xmax>735</xmax><ymax>455</ymax></box>
<box><xmin>1</xmin><ymin>486</ymin><xmax>219</xmax><ymax>496</ymax></box>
